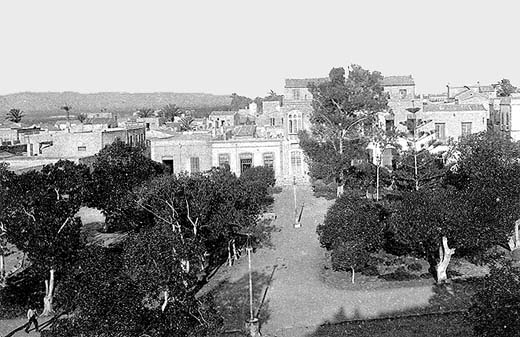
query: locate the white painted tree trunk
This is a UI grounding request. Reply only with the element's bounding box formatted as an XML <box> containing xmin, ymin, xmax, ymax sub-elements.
<box><xmin>376</xmin><ymin>165</ymin><xmax>380</xmax><ymax>201</ymax></box>
<box><xmin>436</xmin><ymin>237</ymin><xmax>455</xmax><ymax>284</ymax></box>
<box><xmin>508</xmin><ymin>219</ymin><xmax>520</xmax><ymax>251</ymax></box>
<box><xmin>161</xmin><ymin>290</ymin><xmax>168</xmax><ymax>312</ymax></box>
<box><xmin>0</xmin><ymin>253</ymin><xmax>5</xmax><ymax>286</ymax></box>
<box><xmin>42</xmin><ymin>269</ymin><xmax>55</xmax><ymax>316</ymax></box>
<box><xmin>351</xmin><ymin>266</ymin><xmax>355</xmax><ymax>284</ymax></box>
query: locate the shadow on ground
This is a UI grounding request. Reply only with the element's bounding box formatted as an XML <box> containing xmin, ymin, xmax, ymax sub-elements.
<box><xmin>210</xmin><ymin>270</ymin><xmax>273</xmax><ymax>335</ymax></box>
<box><xmin>303</xmin><ymin>279</ymin><xmax>478</xmax><ymax>337</ymax></box>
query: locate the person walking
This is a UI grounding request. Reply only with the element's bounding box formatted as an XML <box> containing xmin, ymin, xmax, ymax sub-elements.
<box><xmin>25</xmin><ymin>307</ymin><xmax>39</xmax><ymax>333</ymax></box>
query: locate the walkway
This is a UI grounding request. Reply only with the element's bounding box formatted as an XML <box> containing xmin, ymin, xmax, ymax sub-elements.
<box><xmin>207</xmin><ymin>186</ymin><xmax>438</xmax><ymax>337</ymax></box>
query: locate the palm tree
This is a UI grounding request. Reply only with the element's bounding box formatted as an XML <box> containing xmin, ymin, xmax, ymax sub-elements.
<box><xmin>137</xmin><ymin>108</ymin><xmax>154</xmax><ymax>118</ymax></box>
<box><xmin>61</xmin><ymin>105</ymin><xmax>72</xmax><ymax>132</ymax></box>
<box><xmin>77</xmin><ymin>113</ymin><xmax>87</xmax><ymax>124</ymax></box>
<box><xmin>161</xmin><ymin>103</ymin><xmax>182</xmax><ymax>122</ymax></box>
<box><xmin>6</xmin><ymin>108</ymin><xmax>24</xmax><ymax>123</ymax></box>
<box><xmin>179</xmin><ymin>116</ymin><xmax>195</xmax><ymax>131</ymax></box>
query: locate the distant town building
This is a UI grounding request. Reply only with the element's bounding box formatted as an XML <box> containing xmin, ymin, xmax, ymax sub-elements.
<box><xmin>382</xmin><ymin>75</ymin><xmax>421</xmax><ymax>132</ymax></box>
<box><xmin>491</xmin><ymin>95</ymin><xmax>520</xmax><ymax>141</ymax></box>
<box><xmin>25</xmin><ymin>126</ymin><xmax>145</xmax><ymax>158</ymax></box>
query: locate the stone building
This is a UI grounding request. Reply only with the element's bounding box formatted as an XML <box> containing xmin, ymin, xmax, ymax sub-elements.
<box><xmin>419</xmin><ymin>104</ymin><xmax>487</xmax><ymax>142</ymax></box>
<box><xmin>382</xmin><ymin>75</ymin><xmax>421</xmax><ymax>131</ymax></box>
<box><xmin>490</xmin><ymin>95</ymin><xmax>520</xmax><ymax>141</ymax></box>
<box><xmin>26</xmin><ymin>127</ymin><xmax>145</xmax><ymax>158</ymax></box>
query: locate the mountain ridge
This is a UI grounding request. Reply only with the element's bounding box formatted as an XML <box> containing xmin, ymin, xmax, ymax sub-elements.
<box><xmin>0</xmin><ymin>92</ymin><xmax>233</xmax><ymax>114</ymax></box>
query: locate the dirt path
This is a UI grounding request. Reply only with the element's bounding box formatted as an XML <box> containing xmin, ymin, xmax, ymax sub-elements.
<box><xmin>207</xmin><ymin>186</ymin><xmax>438</xmax><ymax>336</ymax></box>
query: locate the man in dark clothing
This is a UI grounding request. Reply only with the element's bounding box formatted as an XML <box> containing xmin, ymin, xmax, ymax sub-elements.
<box><xmin>25</xmin><ymin>308</ymin><xmax>39</xmax><ymax>333</ymax></box>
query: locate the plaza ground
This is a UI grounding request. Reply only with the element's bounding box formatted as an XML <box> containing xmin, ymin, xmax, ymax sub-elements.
<box><xmin>203</xmin><ymin>185</ymin><xmax>474</xmax><ymax>336</ymax></box>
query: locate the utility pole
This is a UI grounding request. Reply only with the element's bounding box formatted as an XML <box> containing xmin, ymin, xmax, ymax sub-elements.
<box><xmin>245</xmin><ymin>234</ymin><xmax>261</xmax><ymax>336</ymax></box>
<box><xmin>293</xmin><ymin>176</ymin><xmax>300</xmax><ymax>228</ymax></box>
<box><xmin>406</xmin><ymin>106</ymin><xmax>421</xmax><ymax>191</ymax></box>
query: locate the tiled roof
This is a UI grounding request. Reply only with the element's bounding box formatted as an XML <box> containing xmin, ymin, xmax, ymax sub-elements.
<box><xmin>209</xmin><ymin>110</ymin><xmax>237</xmax><ymax>117</ymax></box>
<box><xmin>234</xmin><ymin>125</ymin><xmax>256</xmax><ymax>137</ymax></box>
<box><xmin>285</xmin><ymin>78</ymin><xmax>329</xmax><ymax>88</ymax></box>
<box><xmin>382</xmin><ymin>76</ymin><xmax>415</xmax><ymax>86</ymax></box>
<box><xmin>423</xmin><ymin>104</ymin><xmax>486</xmax><ymax>112</ymax></box>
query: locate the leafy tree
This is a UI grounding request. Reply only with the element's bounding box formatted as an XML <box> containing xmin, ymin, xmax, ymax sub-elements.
<box><xmin>496</xmin><ymin>78</ymin><xmax>517</xmax><ymax>97</ymax></box>
<box><xmin>137</xmin><ymin>107</ymin><xmax>155</xmax><ymax>118</ymax></box>
<box><xmin>162</xmin><ymin>103</ymin><xmax>182</xmax><ymax>122</ymax></box>
<box><xmin>76</xmin><ymin>113</ymin><xmax>87</xmax><ymax>124</ymax></box>
<box><xmin>301</xmin><ymin>65</ymin><xmax>388</xmax><ymax>197</ymax></box>
<box><xmin>369</xmin><ymin>121</ymin><xmax>401</xmax><ymax>199</ymax></box>
<box><xmin>135</xmin><ymin>168</ymin><xmax>265</xmax><ymax>270</ymax></box>
<box><xmin>468</xmin><ymin>263</ymin><xmax>520</xmax><ymax>337</ymax></box>
<box><xmin>3</xmin><ymin>160</ymin><xmax>89</xmax><ymax>315</ymax></box>
<box><xmin>318</xmin><ymin>194</ymin><xmax>385</xmax><ymax>254</ymax></box>
<box><xmin>230</xmin><ymin>93</ymin><xmax>252</xmax><ymax>111</ymax></box>
<box><xmin>52</xmin><ymin>245</ymin><xmax>222</xmax><ymax>337</ymax></box>
<box><xmin>87</xmin><ymin>140</ymin><xmax>164</xmax><ymax>232</ymax></box>
<box><xmin>238</xmin><ymin>166</ymin><xmax>276</xmax><ymax>206</ymax></box>
<box><xmin>392</xmin><ymin>149</ymin><xmax>448</xmax><ymax>192</ymax></box>
<box><xmin>331</xmin><ymin>241</ymin><xmax>370</xmax><ymax>283</ymax></box>
<box><xmin>6</xmin><ymin>108</ymin><xmax>24</xmax><ymax>123</ymax></box>
<box><xmin>0</xmin><ymin>163</ymin><xmax>14</xmax><ymax>286</ymax></box>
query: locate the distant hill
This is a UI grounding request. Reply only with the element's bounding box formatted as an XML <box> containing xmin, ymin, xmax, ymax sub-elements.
<box><xmin>0</xmin><ymin>92</ymin><xmax>233</xmax><ymax>117</ymax></box>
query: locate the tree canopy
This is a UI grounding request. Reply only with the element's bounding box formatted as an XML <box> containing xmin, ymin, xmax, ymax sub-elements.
<box><xmin>496</xmin><ymin>78</ymin><xmax>517</xmax><ymax>97</ymax></box>
<box><xmin>87</xmin><ymin>140</ymin><xmax>165</xmax><ymax>231</ymax></box>
<box><xmin>6</xmin><ymin>108</ymin><xmax>24</xmax><ymax>123</ymax></box>
<box><xmin>300</xmin><ymin>65</ymin><xmax>388</xmax><ymax>184</ymax></box>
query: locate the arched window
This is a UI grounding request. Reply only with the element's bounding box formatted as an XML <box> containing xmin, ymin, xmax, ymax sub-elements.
<box><xmin>288</xmin><ymin>111</ymin><xmax>303</xmax><ymax>134</ymax></box>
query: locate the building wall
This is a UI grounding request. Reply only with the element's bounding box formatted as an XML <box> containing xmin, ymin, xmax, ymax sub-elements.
<box><xmin>419</xmin><ymin>110</ymin><xmax>487</xmax><ymax>140</ymax></box>
<box><xmin>509</xmin><ymin>98</ymin><xmax>520</xmax><ymax>141</ymax></box>
<box><xmin>384</xmin><ymin>84</ymin><xmax>416</xmax><ymax>100</ymax></box>
<box><xmin>212</xmin><ymin>139</ymin><xmax>283</xmax><ymax>180</ymax></box>
<box><xmin>27</xmin><ymin>132</ymin><xmax>102</xmax><ymax>158</ymax></box>
<box><xmin>150</xmin><ymin>135</ymin><xmax>213</xmax><ymax>174</ymax></box>
<box><xmin>0</xmin><ymin>129</ymin><xmax>18</xmax><ymax>144</ymax></box>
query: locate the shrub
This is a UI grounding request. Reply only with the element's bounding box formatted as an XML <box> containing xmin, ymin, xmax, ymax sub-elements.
<box><xmin>407</xmin><ymin>262</ymin><xmax>423</xmax><ymax>272</ymax></box>
<box><xmin>360</xmin><ymin>264</ymin><xmax>380</xmax><ymax>277</ymax></box>
<box><xmin>318</xmin><ymin>194</ymin><xmax>385</xmax><ymax>252</ymax></box>
<box><xmin>331</xmin><ymin>241</ymin><xmax>369</xmax><ymax>273</ymax></box>
<box><xmin>379</xmin><ymin>267</ymin><xmax>418</xmax><ymax>281</ymax></box>
<box><xmin>468</xmin><ymin>264</ymin><xmax>520</xmax><ymax>337</ymax></box>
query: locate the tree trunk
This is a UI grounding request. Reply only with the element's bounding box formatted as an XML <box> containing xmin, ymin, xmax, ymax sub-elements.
<box><xmin>351</xmin><ymin>266</ymin><xmax>355</xmax><ymax>284</ymax></box>
<box><xmin>337</xmin><ymin>130</ymin><xmax>345</xmax><ymax>198</ymax></box>
<box><xmin>508</xmin><ymin>219</ymin><xmax>520</xmax><ymax>251</ymax></box>
<box><xmin>0</xmin><ymin>253</ymin><xmax>5</xmax><ymax>287</ymax></box>
<box><xmin>161</xmin><ymin>290</ymin><xmax>168</xmax><ymax>312</ymax></box>
<box><xmin>42</xmin><ymin>269</ymin><xmax>55</xmax><ymax>316</ymax></box>
<box><xmin>436</xmin><ymin>237</ymin><xmax>455</xmax><ymax>284</ymax></box>
<box><xmin>376</xmin><ymin>164</ymin><xmax>380</xmax><ymax>201</ymax></box>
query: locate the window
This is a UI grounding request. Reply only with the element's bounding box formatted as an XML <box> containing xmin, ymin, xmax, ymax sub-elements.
<box><xmin>190</xmin><ymin>157</ymin><xmax>200</xmax><ymax>173</ymax></box>
<box><xmin>292</xmin><ymin>89</ymin><xmax>300</xmax><ymax>100</ymax></box>
<box><xmin>290</xmin><ymin>151</ymin><xmax>302</xmax><ymax>175</ymax></box>
<box><xmin>263</xmin><ymin>152</ymin><xmax>274</xmax><ymax>168</ymax></box>
<box><xmin>461</xmin><ymin>122</ymin><xmax>472</xmax><ymax>137</ymax></box>
<box><xmin>288</xmin><ymin>112</ymin><xmax>303</xmax><ymax>134</ymax></box>
<box><xmin>270</xmin><ymin>118</ymin><xmax>276</xmax><ymax>126</ymax></box>
<box><xmin>218</xmin><ymin>153</ymin><xmax>230</xmax><ymax>169</ymax></box>
<box><xmin>162</xmin><ymin>159</ymin><xmax>173</xmax><ymax>174</ymax></box>
<box><xmin>78</xmin><ymin>146</ymin><xmax>87</xmax><ymax>152</ymax></box>
<box><xmin>240</xmin><ymin>153</ymin><xmax>253</xmax><ymax>174</ymax></box>
<box><xmin>435</xmin><ymin>123</ymin><xmax>446</xmax><ymax>140</ymax></box>
<box><xmin>399</xmin><ymin>89</ymin><xmax>407</xmax><ymax>99</ymax></box>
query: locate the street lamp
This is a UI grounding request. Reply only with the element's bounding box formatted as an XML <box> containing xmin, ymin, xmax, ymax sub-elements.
<box><xmin>244</xmin><ymin>234</ymin><xmax>261</xmax><ymax>336</ymax></box>
<box><xmin>406</xmin><ymin>107</ymin><xmax>421</xmax><ymax>191</ymax></box>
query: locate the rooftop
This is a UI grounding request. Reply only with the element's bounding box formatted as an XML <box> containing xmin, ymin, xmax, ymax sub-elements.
<box><xmin>285</xmin><ymin>78</ymin><xmax>329</xmax><ymax>88</ymax></box>
<box><xmin>382</xmin><ymin>75</ymin><xmax>415</xmax><ymax>87</ymax></box>
<box><xmin>233</xmin><ymin>125</ymin><xmax>256</xmax><ymax>137</ymax></box>
<box><xmin>423</xmin><ymin>104</ymin><xmax>486</xmax><ymax>112</ymax></box>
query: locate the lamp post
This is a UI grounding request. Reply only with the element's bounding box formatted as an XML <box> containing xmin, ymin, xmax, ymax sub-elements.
<box><xmin>406</xmin><ymin>106</ymin><xmax>421</xmax><ymax>191</ymax></box>
<box><xmin>245</xmin><ymin>234</ymin><xmax>261</xmax><ymax>336</ymax></box>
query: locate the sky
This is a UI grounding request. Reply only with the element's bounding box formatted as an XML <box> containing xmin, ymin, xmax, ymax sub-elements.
<box><xmin>1</xmin><ymin>0</ymin><xmax>518</xmax><ymax>98</ymax></box>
